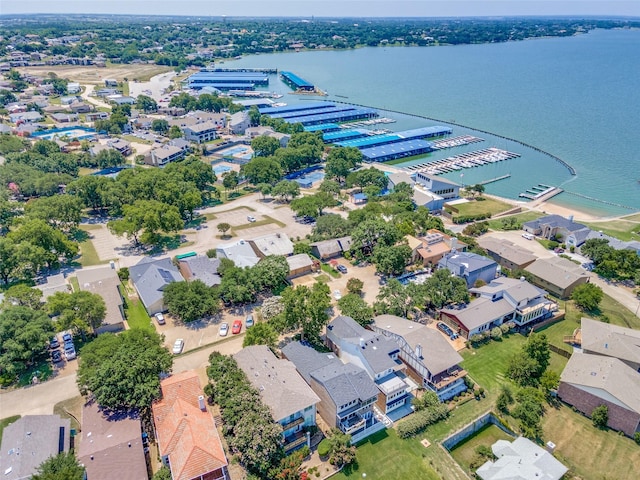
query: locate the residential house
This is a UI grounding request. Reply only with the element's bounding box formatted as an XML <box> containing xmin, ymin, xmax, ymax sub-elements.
<box><xmin>76</xmin><ymin>266</ymin><xmax>125</xmax><ymax>334</ymax></box>
<box><xmin>129</xmin><ymin>257</ymin><xmax>184</xmax><ymax>315</ymax></box>
<box><xmin>69</xmin><ymin>101</ymin><xmax>91</xmax><ymax>113</ymax></box>
<box><xmin>177</xmin><ymin>254</ymin><xmax>221</xmax><ymax>287</ymax></box>
<box><xmin>371</xmin><ymin>314</ymin><xmax>467</xmax><ymax>400</ymax></box>
<box><xmin>183</xmin><ymin>121</ymin><xmax>218</xmax><ymax>144</ymax></box>
<box><xmin>309</xmin><ymin>236</ymin><xmax>352</xmax><ymax>260</ymax></box>
<box><xmin>559</xmin><ymin>317</ymin><xmax>640</xmax><ymax>436</ymax></box>
<box><xmin>524</xmin><ymin>257</ymin><xmax>590</xmax><ymax>298</ymax></box>
<box><xmin>286</xmin><ymin>253</ymin><xmax>315</xmax><ymax>278</ymax></box>
<box><xmin>86</xmin><ymin>111</ymin><xmax>110</xmax><ymax>122</ymax></box>
<box><xmin>153</xmin><ymin>371</ymin><xmax>229</xmax><ymax>480</ymax></box>
<box><xmin>281</xmin><ymin>341</ymin><xmax>384</xmax><ymax>443</ymax></box>
<box><xmin>9</xmin><ymin>111</ymin><xmax>42</xmax><ymax>123</ymax></box>
<box><xmin>0</xmin><ymin>415</ymin><xmax>71</xmax><ymax>480</ymax></box>
<box><xmin>522</xmin><ymin>214</ymin><xmax>587</xmax><ymax>241</ymax></box>
<box><xmin>229</xmin><ymin>111</ymin><xmax>250</xmax><ymax>134</ymax></box>
<box><xmin>216</xmin><ymin>239</ymin><xmax>260</xmax><ymax>268</ymax></box>
<box><xmin>477</xmin><ymin>237</ymin><xmax>537</xmax><ymax>271</ymax></box>
<box><xmin>36</xmin><ymin>273</ymin><xmax>70</xmax><ymax>300</ymax></box>
<box><xmin>325</xmin><ymin>316</ymin><xmax>412</xmax><ymax>419</ymax></box>
<box><xmin>567</xmin><ymin>229</ymin><xmax>640</xmax><ymax>254</ymax></box>
<box><xmin>245</xmin><ymin>125</ymin><xmax>291</xmax><ymax>147</ymax></box>
<box><xmin>168</xmin><ymin>138</ymin><xmax>191</xmax><ymax>153</ymax></box>
<box><xmin>439</xmin><ymin>277</ymin><xmax>557</xmax><ymax>339</ymax></box>
<box><xmin>414</xmin><ymin>172</ymin><xmax>460</xmax><ymax>201</ymax></box>
<box><xmin>67</xmin><ymin>82</ymin><xmax>81</xmax><ymax>94</ymax></box>
<box><xmin>234</xmin><ymin>346</ymin><xmax>320</xmax><ymax>452</ymax></box>
<box><xmin>50</xmin><ymin>112</ymin><xmax>79</xmax><ymax>123</ymax></box>
<box><xmin>107</xmin><ymin>138</ymin><xmax>133</xmax><ymax>156</ymax></box>
<box><xmin>145</xmin><ymin>144</ymin><xmax>186</xmax><ymax>167</ymax></box>
<box><xmin>559</xmin><ymin>351</ymin><xmax>640</xmax><ymax>437</ymax></box>
<box><xmin>168</xmin><ymin>111</ymin><xmax>226</xmax><ymax>130</ymax></box>
<box><xmin>60</xmin><ymin>95</ymin><xmax>79</xmax><ymax>105</ymax></box>
<box><xmin>110</xmin><ymin>96</ymin><xmax>136</xmax><ymax>105</ymax></box>
<box><xmin>78</xmin><ymin>401</ymin><xmax>148</xmax><ymax>480</ymax></box>
<box><xmin>438</xmin><ymin>251</ymin><xmax>498</xmax><ymax>288</ymax></box>
<box><xmin>476</xmin><ymin>437</ymin><xmax>568</xmax><ymax>480</ymax></box>
<box><xmin>249</xmin><ymin>232</ymin><xmax>294</xmax><ymax>258</ymax></box>
<box><xmin>410</xmin><ymin>230</ymin><xmax>466</xmax><ymax>267</ymax></box>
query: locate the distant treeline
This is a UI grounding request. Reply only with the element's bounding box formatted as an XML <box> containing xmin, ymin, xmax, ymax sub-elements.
<box><xmin>1</xmin><ymin>16</ymin><xmax>638</xmax><ymax>70</ymax></box>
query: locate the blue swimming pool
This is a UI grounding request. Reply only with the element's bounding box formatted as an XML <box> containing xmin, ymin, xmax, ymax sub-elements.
<box><xmin>212</xmin><ymin>165</ymin><xmax>232</xmax><ymax>175</ymax></box>
<box><xmin>219</xmin><ymin>146</ymin><xmax>249</xmax><ymax>156</ymax></box>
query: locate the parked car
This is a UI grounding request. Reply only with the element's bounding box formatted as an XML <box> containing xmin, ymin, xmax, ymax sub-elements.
<box><xmin>336</xmin><ymin>265</ymin><xmax>348</xmax><ymax>274</ymax></box>
<box><xmin>64</xmin><ymin>346</ymin><xmax>77</xmax><ymax>361</ymax></box>
<box><xmin>245</xmin><ymin>315</ymin><xmax>254</xmax><ymax>328</ymax></box>
<box><xmin>49</xmin><ymin>337</ymin><xmax>60</xmax><ymax>350</ymax></box>
<box><xmin>155</xmin><ymin>313</ymin><xmax>166</xmax><ymax>325</ymax></box>
<box><xmin>522</xmin><ymin>232</ymin><xmax>534</xmax><ymax>240</ymax></box>
<box><xmin>62</xmin><ymin>332</ymin><xmax>73</xmax><ymax>344</ymax></box>
<box><xmin>51</xmin><ymin>350</ymin><xmax>62</xmax><ymax>363</ymax></box>
<box><xmin>333</xmin><ymin>289</ymin><xmax>342</xmax><ymax>300</ymax></box>
<box><xmin>232</xmin><ymin>319</ymin><xmax>242</xmax><ymax>335</ymax></box>
<box><xmin>219</xmin><ymin>322</ymin><xmax>229</xmax><ymax>337</ymax></box>
<box><xmin>172</xmin><ymin>339</ymin><xmax>184</xmax><ymax>354</ymax></box>
<box><xmin>247</xmin><ymin>215</ymin><xmax>256</xmax><ymax>223</ymax></box>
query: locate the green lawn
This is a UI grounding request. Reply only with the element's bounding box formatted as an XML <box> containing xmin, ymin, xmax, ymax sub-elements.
<box><xmin>450</xmin><ymin>197</ymin><xmax>513</xmax><ymax>218</ymax></box>
<box><xmin>332</xmin><ymin>429</ymin><xmax>440</xmax><ymax>480</ymax></box>
<box><xmin>543</xmin><ymin>404</ymin><xmax>640</xmax><ymax>480</ymax></box>
<box><xmin>0</xmin><ymin>415</ymin><xmax>20</xmax><ymax>444</ymax></box>
<box><xmin>321</xmin><ymin>263</ymin><xmax>341</xmax><ymax>279</ymax></box>
<box><xmin>486</xmin><ymin>211</ymin><xmax>544</xmax><ymax>230</ymax></box>
<box><xmin>122</xmin><ymin>289</ymin><xmax>154</xmax><ymax>332</ymax></box>
<box><xmin>77</xmin><ymin>224</ymin><xmax>109</xmax><ymax>267</ymax></box>
<box><xmin>584</xmin><ymin>218</ymin><xmax>640</xmax><ymax>242</ymax></box>
<box><xmin>450</xmin><ymin>424</ymin><xmax>514</xmax><ymax>475</ymax></box>
<box><xmin>232</xmin><ymin>215</ymin><xmax>286</xmax><ymax>231</ymax></box>
<box><xmin>69</xmin><ymin>276</ymin><xmax>80</xmax><ymax>292</ymax></box>
<box><xmin>18</xmin><ymin>360</ymin><xmax>53</xmax><ymax>387</ymax></box>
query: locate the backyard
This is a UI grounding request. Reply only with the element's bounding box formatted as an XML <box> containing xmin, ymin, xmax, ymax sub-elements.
<box><xmin>448</xmin><ymin>197</ymin><xmax>513</xmax><ymax>219</ymax></box>
<box><xmin>449</xmin><ymin>424</ymin><xmax>514</xmax><ymax>476</ymax></box>
<box><xmin>486</xmin><ymin>211</ymin><xmax>544</xmax><ymax>230</ymax></box>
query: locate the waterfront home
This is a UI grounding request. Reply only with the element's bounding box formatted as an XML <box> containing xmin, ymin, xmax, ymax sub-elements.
<box><xmin>371</xmin><ymin>314</ymin><xmax>467</xmax><ymax>401</ymax></box>
<box><xmin>325</xmin><ymin>316</ymin><xmax>412</xmax><ymax>419</ymax></box>
<box><xmin>522</xmin><ymin>214</ymin><xmax>587</xmax><ymax>241</ymax></box>
<box><xmin>281</xmin><ymin>341</ymin><xmax>384</xmax><ymax>443</ymax></box>
<box><xmin>477</xmin><ymin>237</ymin><xmax>537</xmax><ymax>271</ymax></box>
<box><xmin>437</xmin><ymin>251</ymin><xmax>498</xmax><ymax>288</ymax></box>
<box><xmin>183</xmin><ymin>120</ymin><xmax>218</xmax><ymax>143</ymax></box>
<box><xmin>235</xmin><ymin>345</ymin><xmax>320</xmax><ymax>453</ymax></box>
<box><xmin>439</xmin><ymin>277</ymin><xmax>556</xmax><ymax>339</ymax></box>
<box><xmin>409</xmin><ymin>229</ymin><xmax>467</xmax><ymax>267</ymax></box>
<box><xmin>524</xmin><ymin>257</ymin><xmax>589</xmax><ymax>299</ymax></box>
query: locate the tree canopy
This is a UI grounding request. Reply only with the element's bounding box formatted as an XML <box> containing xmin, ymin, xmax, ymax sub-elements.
<box><xmin>163</xmin><ymin>280</ymin><xmax>219</xmax><ymax>322</ymax></box>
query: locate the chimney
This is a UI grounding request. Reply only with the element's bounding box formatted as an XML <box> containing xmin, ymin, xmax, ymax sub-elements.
<box><xmin>450</xmin><ymin>237</ymin><xmax>457</xmax><ymax>251</ymax></box>
<box><xmin>546</xmin><ymin>441</ymin><xmax>556</xmax><ymax>453</ymax></box>
<box><xmin>109</xmin><ymin>260</ymin><xmax>115</xmax><ymax>269</ymax></box>
<box><xmin>415</xmin><ymin>344</ymin><xmax>423</xmax><ymax>358</ymax></box>
<box><xmin>198</xmin><ymin>395</ymin><xmax>206</xmax><ymax>411</ymax></box>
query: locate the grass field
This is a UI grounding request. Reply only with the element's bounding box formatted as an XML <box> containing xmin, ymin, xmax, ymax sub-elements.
<box><xmin>53</xmin><ymin>396</ymin><xmax>85</xmax><ymax>433</ymax></box>
<box><xmin>78</xmin><ymin>224</ymin><xmax>109</xmax><ymax>267</ymax></box>
<box><xmin>332</xmin><ymin>429</ymin><xmax>440</xmax><ymax>480</ymax></box>
<box><xmin>461</xmin><ymin>334</ymin><xmax>526</xmax><ymax>392</ymax></box>
<box><xmin>486</xmin><ymin>211</ymin><xmax>544</xmax><ymax>230</ymax></box>
<box><xmin>584</xmin><ymin>218</ymin><xmax>640</xmax><ymax>242</ymax></box>
<box><xmin>543</xmin><ymin>404</ymin><xmax>640</xmax><ymax>480</ymax></box>
<box><xmin>450</xmin><ymin>424</ymin><xmax>514</xmax><ymax>475</ymax></box>
<box><xmin>0</xmin><ymin>415</ymin><xmax>20</xmax><ymax>444</ymax></box>
<box><xmin>450</xmin><ymin>197</ymin><xmax>513</xmax><ymax>218</ymax></box>
<box><xmin>122</xmin><ymin>289</ymin><xmax>154</xmax><ymax>332</ymax></box>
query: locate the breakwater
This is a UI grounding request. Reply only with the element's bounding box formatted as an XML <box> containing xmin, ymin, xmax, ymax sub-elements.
<box><xmin>329</xmin><ymin>99</ymin><xmax>577</xmax><ymax>176</ymax></box>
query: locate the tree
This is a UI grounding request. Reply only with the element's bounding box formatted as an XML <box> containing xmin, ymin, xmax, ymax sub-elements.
<box><xmin>290</xmin><ymin>192</ymin><xmax>336</xmax><ymax>219</ymax></box>
<box><xmin>325</xmin><ymin>147</ymin><xmax>362</xmax><ymax>183</ymax></box>
<box><xmin>271</xmin><ymin>180</ymin><xmax>300</xmax><ymax>202</ymax></box>
<box><xmin>168</xmin><ymin>125</ymin><xmax>183</xmax><ymax>139</ymax></box>
<box><xmin>222</xmin><ymin>171</ymin><xmax>239</xmax><ymax>197</ymax></box>
<box><xmin>151</xmin><ymin>119</ymin><xmax>169</xmax><ymax>133</ymax></box>
<box><xmin>0</xmin><ymin>237</ymin><xmax>47</xmax><ymax>284</ymax></box>
<box><xmin>281</xmin><ymin>283</ymin><xmax>330</xmax><ymax>339</ymax></box>
<box><xmin>496</xmin><ymin>385</ymin><xmax>513</xmax><ymax>413</ymax></box>
<box><xmin>293</xmin><ymin>242</ymin><xmax>312</xmax><ymax>255</ymax></box>
<box><xmin>346</xmin><ymin>167</ymin><xmax>388</xmax><ymax>192</ymax></box>
<box><xmin>25</xmin><ymin>194</ymin><xmax>84</xmax><ymax>231</ymax></box>
<box><xmin>93</xmin><ymin>149</ymin><xmax>126</xmax><ymax>168</ymax></box>
<box><xmin>337</xmin><ymin>294</ymin><xmax>374</xmax><ymax>326</ymax></box>
<box><xmin>325</xmin><ymin>429</ymin><xmax>356</xmax><ymax>467</ymax></box>
<box><xmin>152</xmin><ymin>467</ymin><xmax>172</xmax><ymax>480</ymax></box>
<box><xmin>540</xmin><ymin>369</ymin><xmax>560</xmax><ymax>395</ymax></box>
<box><xmin>311</xmin><ymin>214</ymin><xmax>351</xmax><ymax>241</ymax></box>
<box><xmin>523</xmin><ymin>333</ymin><xmax>550</xmax><ymax>376</ymax></box>
<box><xmin>108</xmin><ymin>200</ymin><xmax>182</xmax><ymax>246</ymax></box>
<box><xmin>253</xmin><ymin>255</ymin><xmax>289</xmax><ymax>292</ymax></box>
<box><xmin>0</xmin><ymin>306</ymin><xmax>54</xmax><ymax>382</ymax></box>
<box><xmin>163</xmin><ymin>280</ymin><xmax>219</xmax><ymax>322</ymax></box>
<box><xmin>351</xmin><ymin>217</ymin><xmax>402</xmax><ymax>256</ymax></box>
<box><xmin>251</xmin><ymin>136</ymin><xmax>281</xmax><ymax>157</ymax></box>
<box><xmin>319</xmin><ymin>179</ymin><xmax>341</xmax><ymax>196</ymax></box>
<box><xmin>346</xmin><ymin>277</ymin><xmax>364</xmax><ymax>295</ymax></box>
<box><xmin>511</xmin><ymin>387</ymin><xmax>545</xmax><ymax>438</ymax></box>
<box><xmin>32</xmin><ymin>452</ymin><xmax>85</xmax><ymax>480</ymax></box>
<box><xmin>77</xmin><ymin>328</ymin><xmax>173</xmax><ymax>409</ymax></box>
<box><xmin>136</xmin><ymin>94</ymin><xmax>158</xmax><ymax>113</ymax></box>
<box><xmin>371</xmin><ymin>244</ymin><xmax>412</xmax><ymax>276</ymax></box>
<box><xmin>8</xmin><ymin>219</ymin><xmax>78</xmax><ymax>269</ymax></box>
<box><xmin>412</xmin><ymin>390</ymin><xmax>439</xmax><ymax>411</ymax></box>
<box><xmin>241</xmin><ymin>156</ymin><xmax>283</xmax><ymax>186</ymax></box>
<box><xmin>1</xmin><ymin>284</ymin><xmax>43</xmax><ymax>310</ymax></box>
<box><xmin>591</xmin><ymin>404</ymin><xmax>608</xmax><ymax>428</ymax></box>
<box><xmin>506</xmin><ymin>354</ymin><xmax>541</xmax><ymax>387</ymax></box>
<box><xmin>424</xmin><ymin>268</ymin><xmax>469</xmax><ymax>309</ymax></box>
<box><xmin>46</xmin><ymin>290</ymin><xmax>107</xmax><ymax>335</ymax></box>
<box><xmin>243</xmin><ymin>322</ymin><xmax>278</xmax><ymax>348</ymax></box>
<box><xmin>217</xmin><ymin>222</ymin><xmax>232</xmax><ymax>237</ymax></box>
<box><xmin>571</xmin><ymin>283</ymin><xmax>603</xmax><ymax>312</ymax></box>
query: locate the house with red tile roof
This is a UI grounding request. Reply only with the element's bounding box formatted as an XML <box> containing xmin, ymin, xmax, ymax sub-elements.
<box><xmin>152</xmin><ymin>371</ymin><xmax>229</xmax><ymax>480</ymax></box>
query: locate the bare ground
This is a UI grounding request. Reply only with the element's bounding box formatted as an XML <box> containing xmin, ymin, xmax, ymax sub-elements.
<box><xmin>17</xmin><ymin>64</ymin><xmax>172</xmax><ymax>84</ymax></box>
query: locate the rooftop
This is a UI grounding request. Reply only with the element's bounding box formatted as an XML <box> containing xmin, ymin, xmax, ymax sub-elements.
<box><xmin>525</xmin><ymin>257</ymin><xmax>589</xmax><ymax>289</ymax></box>
<box><xmin>249</xmin><ymin>232</ymin><xmax>294</xmax><ymax>257</ymax></box>
<box><xmin>523</xmin><ymin>214</ymin><xmax>587</xmax><ymax>233</ymax></box>
<box><xmin>580</xmin><ymin>317</ymin><xmax>640</xmax><ymax>367</ymax></box>
<box><xmin>234</xmin><ymin>345</ymin><xmax>320</xmax><ymax>422</ymax></box>
<box><xmin>76</xmin><ymin>266</ymin><xmax>124</xmax><ymax>329</ymax></box>
<box><xmin>477</xmin><ymin>237</ymin><xmax>537</xmax><ymax>266</ymax></box>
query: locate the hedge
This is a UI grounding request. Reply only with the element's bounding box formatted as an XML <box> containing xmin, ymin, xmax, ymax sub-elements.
<box><xmin>452</xmin><ymin>213</ymin><xmax>492</xmax><ymax>224</ymax></box>
<box><xmin>397</xmin><ymin>404</ymin><xmax>449</xmax><ymax>438</ymax></box>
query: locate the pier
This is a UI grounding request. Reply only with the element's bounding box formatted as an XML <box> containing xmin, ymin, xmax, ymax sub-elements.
<box><xmin>431</xmin><ymin>135</ymin><xmax>484</xmax><ymax>150</ymax></box>
<box><xmin>519</xmin><ymin>184</ymin><xmax>563</xmax><ymax>201</ymax></box>
<box><xmin>405</xmin><ymin>148</ymin><xmax>520</xmax><ymax>175</ymax></box>
<box><xmin>205</xmin><ymin>67</ymin><xmax>278</xmax><ymax>74</ymax></box>
<box><xmin>477</xmin><ymin>174</ymin><xmax>511</xmax><ymax>186</ymax></box>
<box><xmin>341</xmin><ymin>118</ymin><xmax>396</xmax><ymax>128</ymax></box>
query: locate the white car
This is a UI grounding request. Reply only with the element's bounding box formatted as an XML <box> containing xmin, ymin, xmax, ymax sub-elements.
<box><xmin>64</xmin><ymin>346</ymin><xmax>77</xmax><ymax>361</ymax></box>
<box><xmin>333</xmin><ymin>289</ymin><xmax>342</xmax><ymax>300</ymax></box>
<box><xmin>155</xmin><ymin>313</ymin><xmax>165</xmax><ymax>325</ymax></box>
<box><xmin>247</xmin><ymin>215</ymin><xmax>256</xmax><ymax>223</ymax></box>
<box><xmin>172</xmin><ymin>339</ymin><xmax>184</xmax><ymax>354</ymax></box>
<box><xmin>219</xmin><ymin>322</ymin><xmax>229</xmax><ymax>337</ymax></box>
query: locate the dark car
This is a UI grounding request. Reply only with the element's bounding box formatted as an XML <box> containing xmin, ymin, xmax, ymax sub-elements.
<box><xmin>62</xmin><ymin>332</ymin><xmax>73</xmax><ymax>344</ymax></box>
<box><xmin>49</xmin><ymin>337</ymin><xmax>60</xmax><ymax>349</ymax></box>
<box><xmin>51</xmin><ymin>350</ymin><xmax>62</xmax><ymax>363</ymax></box>
<box><xmin>336</xmin><ymin>265</ymin><xmax>348</xmax><ymax>274</ymax></box>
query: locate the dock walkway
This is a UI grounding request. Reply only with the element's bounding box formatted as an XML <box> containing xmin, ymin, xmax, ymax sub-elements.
<box><xmin>405</xmin><ymin>148</ymin><xmax>520</xmax><ymax>175</ymax></box>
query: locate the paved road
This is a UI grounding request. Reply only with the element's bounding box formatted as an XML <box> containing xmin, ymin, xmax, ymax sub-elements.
<box><xmin>0</xmin><ymin>335</ymin><xmax>245</xmax><ymax>419</ymax></box>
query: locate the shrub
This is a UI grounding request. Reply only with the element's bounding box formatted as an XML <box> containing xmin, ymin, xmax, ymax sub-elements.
<box><xmin>634</xmin><ymin>432</ymin><xmax>640</xmax><ymax>445</ymax></box>
<box><xmin>397</xmin><ymin>404</ymin><xmax>448</xmax><ymax>438</ymax></box>
<box><xmin>500</xmin><ymin>323</ymin><xmax>511</xmax><ymax>334</ymax></box>
<box><xmin>206</xmin><ymin>248</ymin><xmax>217</xmax><ymax>258</ymax></box>
<box><xmin>317</xmin><ymin>439</ymin><xmax>331</xmax><ymax>457</ymax></box>
<box><xmin>592</xmin><ymin>405</ymin><xmax>608</xmax><ymax>429</ymax></box>
<box><xmin>117</xmin><ymin>267</ymin><xmax>130</xmax><ymax>281</ymax></box>
<box><xmin>490</xmin><ymin>326</ymin><xmax>503</xmax><ymax>340</ymax></box>
<box><xmin>469</xmin><ymin>334</ymin><xmax>484</xmax><ymax>346</ymax></box>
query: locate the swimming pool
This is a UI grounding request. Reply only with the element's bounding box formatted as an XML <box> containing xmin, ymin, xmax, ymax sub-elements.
<box><xmin>212</xmin><ymin>165</ymin><xmax>232</xmax><ymax>175</ymax></box>
<box><xmin>32</xmin><ymin>127</ymin><xmax>96</xmax><ymax>141</ymax></box>
<box><xmin>295</xmin><ymin>171</ymin><xmax>325</xmax><ymax>187</ymax></box>
<box><xmin>219</xmin><ymin>146</ymin><xmax>250</xmax><ymax>156</ymax></box>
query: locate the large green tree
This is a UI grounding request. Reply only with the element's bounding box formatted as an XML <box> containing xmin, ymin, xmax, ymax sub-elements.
<box><xmin>281</xmin><ymin>282</ymin><xmax>331</xmax><ymax>339</ymax></box>
<box><xmin>324</xmin><ymin>147</ymin><xmax>362</xmax><ymax>183</ymax></box>
<box><xmin>571</xmin><ymin>283</ymin><xmax>603</xmax><ymax>312</ymax></box>
<box><xmin>25</xmin><ymin>194</ymin><xmax>84</xmax><ymax>231</ymax></box>
<box><xmin>251</xmin><ymin>136</ymin><xmax>281</xmax><ymax>158</ymax></box>
<box><xmin>163</xmin><ymin>280</ymin><xmax>219</xmax><ymax>322</ymax></box>
<box><xmin>243</xmin><ymin>322</ymin><xmax>278</xmax><ymax>348</ymax></box>
<box><xmin>108</xmin><ymin>199</ymin><xmax>182</xmax><ymax>246</ymax></box>
<box><xmin>46</xmin><ymin>290</ymin><xmax>107</xmax><ymax>335</ymax></box>
<box><xmin>371</xmin><ymin>243</ymin><xmax>412</xmax><ymax>276</ymax></box>
<box><xmin>77</xmin><ymin>328</ymin><xmax>173</xmax><ymax>409</ymax></box>
<box><xmin>337</xmin><ymin>294</ymin><xmax>374</xmax><ymax>326</ymax></box>
<box><xmin>240</xmin><ymin>156</ymin><xmax>283</xmax><ymax>185</ymax></box>
<box><xmin>32</xmin><ymin>452</ymin><xmax>85</xmax><ymax>480</ymax></box>
<box><xmin>8</xmin><ymin>219</ymin><xmax>78</xmax><ymax>269</ymax></box>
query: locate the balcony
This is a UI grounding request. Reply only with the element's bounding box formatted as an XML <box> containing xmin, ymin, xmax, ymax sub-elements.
<box><xmin>339</xmin><ymin>415</ymin><xmax>366</xmax><ymax>435</ymax></box>
<box><xmin>429</xmin><ymin>367</ymin><xmax>467</xmax><ymax>390</ymax></box>
<box><xmin>281</xmin><ymin>416</ymin><xmax>305</xmax><ymax>431</ymax></box>
<box><xmin>283</xmin><ymin>431</ymin><xmax>308</xmax><ymax>452</ymax></box>
<box><xmin>564</xmin><ymin>328</ymin><xmax>582</xmax><ymax>346</ymax></box>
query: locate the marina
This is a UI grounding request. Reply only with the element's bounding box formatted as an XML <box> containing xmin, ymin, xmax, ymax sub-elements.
<box><xmin>431</xmin><ymin>135</ymin><xmax>484</xmax><ymax>150</ymax></box>
<box><xmin>405</xmin><ymin>148</ymin><xmax>520</xmax><ymax>175</ymax></box>
<box><xmin>341</xmin><ymin>117</ymin><xmax>396</xmax><ymax>127</ymax></box>
<box><xmin>518</xmin><ymin>184</ymin><xmax>560</xmax><ymax>200</ymax></box>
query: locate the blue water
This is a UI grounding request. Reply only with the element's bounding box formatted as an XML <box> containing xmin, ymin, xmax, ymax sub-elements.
<box><xmin>212</xmin><ymin>165</ymin><xmax>232</xmax><ymax>175</ymax></box>
<box><xmin>220</xmin><ymin>146</ymin><xmax>250</xmax><ymax>155</ymax></box>
<box><xmin>224</xmin><ymin>28</ymin><xmax>640</xmax><ymax>216</ymax></box>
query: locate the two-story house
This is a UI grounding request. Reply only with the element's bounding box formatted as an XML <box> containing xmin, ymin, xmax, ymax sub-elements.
<box><xmin>281</xmin><ymin>341</ymin><xmax>385</xmax><ymax>443</ymax></box>
<box><xmin>371</xmin><ymin>314</ymin><xmax>467</xmax><ymax>401</ymax></box>
<box><xmin>183</xmin><ymin>121</ymin><xmax>218</xmax><ymax>143</ymax></box>
<box><xmin>234</xmin><ymin>346</ymin><xmax>320</xmax><ymax>453</ymax></box>
<box><xmin>438</xmin><ymin>251</ymin><xmax>498</xmax><ymax>288</ymax></box>
<box><xmin>325</xmin><ymin>316</ymin><xmax>412</xmax><ymax>419</ymax></box>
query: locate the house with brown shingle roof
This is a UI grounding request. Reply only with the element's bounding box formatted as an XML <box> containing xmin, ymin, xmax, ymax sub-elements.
<box><xmin>152</xmin><ymin>371</ymin><xmax>229</xmax><ymax>480</ymax></box>
<box><xmin>78</xmin><ymin>400</ymin><xmax>148</xmax><ymax>480</ymax></box>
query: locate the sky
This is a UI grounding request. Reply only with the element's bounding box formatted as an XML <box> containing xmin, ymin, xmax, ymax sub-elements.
<box><xmin>2</xmin><ymin>1</ymin><xmax>639</xmax><ymax>18</ymax></box>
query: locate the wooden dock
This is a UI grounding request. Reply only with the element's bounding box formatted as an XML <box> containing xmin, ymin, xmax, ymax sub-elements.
<box><xmin>478</xmin><ymin>174</ymin><xmax>511</xmax><ymax>186</ymax></box>
<box><xmin>519</xmin><ymin>185</ymin><xmax>563</xmax><ymax>202</ymax></box>
<box><xmin>404</xmin><ymin>148</ymin><xmax>520</xmax><ymax>175</ymax></box>
<box><xmin>431</xmin><ymin>135</ymin><xmax>484</xmax><ymax>150</ymax></box>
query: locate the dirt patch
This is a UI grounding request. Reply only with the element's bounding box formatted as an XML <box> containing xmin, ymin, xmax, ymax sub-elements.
<box><xmin>17</xmin><ymin>64</ymin><xmax>172</xmax><ymax>84</ymax></box>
